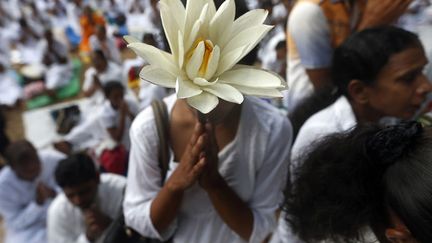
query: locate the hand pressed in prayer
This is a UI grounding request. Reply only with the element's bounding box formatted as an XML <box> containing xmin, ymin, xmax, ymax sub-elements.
<box><xmin>35</xmin><ymin>182</ymin><xmax>56</xmax><ymax>205</ymax></box>
<box><xmin>358</xmin><ymin>0</ymin><xmax>413</xmax><ymax>30</ymax></box>
<box><xmin>166</xmin><ymin>122</ymin><xmax>207</xmax><ymax>192</ymax></box>
<box><xmin>83</xmin><ymin>206</ymin><xmax>112</xmax><ymax>241</ymax></box>
<box><xmin>199</xmin><ymin>122</ymin><xmax>223</xmax><ymax>191</ymax></box>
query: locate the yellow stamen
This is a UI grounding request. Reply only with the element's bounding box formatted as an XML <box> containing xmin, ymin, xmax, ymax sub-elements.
<box><xmin>198</xmin><ymin>40</ymin><xmax>213</xmax><ymax>77</ymax></box>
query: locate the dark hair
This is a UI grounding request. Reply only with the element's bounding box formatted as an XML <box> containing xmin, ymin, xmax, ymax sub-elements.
<box><xmin>333</xmin><ymin>26</ymin><xmax>420</xmax><ymax>96</ymax></box>
<box><xmin>285</xmin><ymin>122</ymin><xmax>432</xmax><ymax>243</ymax></box>
<box><xmin>93</xmin><ymin>49</ymin><xmax>107</xmax><ymax>62</ymax></box>
<box><xmin>103</xmin><ymin>81</ymin><xmax>124</xmax><ymax>97</ymax></box>
<box><xmin>0</xmin><ymin>111</ymin><xmax>10</xmax><ymax>156</ymax></box>
<box><xmin>55</xmin><ymin>153</ymin><xmax>98</xmax><ymax>188</ymax></box>
<box><xmin>276</xmin><ymin>40</ymin><xmax>286</xmax><ymax>50</ymax></box>
<box><xmin>4</xmin><ymin>140</ymin><xmax>37</xmax><ymax>167</ymax></box>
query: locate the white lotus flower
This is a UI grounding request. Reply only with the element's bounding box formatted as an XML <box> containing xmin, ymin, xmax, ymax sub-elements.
<box><xmin>125</xmin><ymin>0</ymin><xmax>286</xmax><ymax>114</ymax></box>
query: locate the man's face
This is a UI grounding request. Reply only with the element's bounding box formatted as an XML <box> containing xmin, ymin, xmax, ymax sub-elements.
<box><xmin>108</xmin><ymin>88</ymin><xmax>124</xmax><ymax>110</ymax></box>
<box><xmin>63</xmin><ymin>179</ymin><xmax>99</xmax><ymax>210</ymax></box>
<box><xmin>364</xmin><ymin>45</ymin><xmax>432</xmax><ymax>120</ymax></box>
<box><xmin>12</xmin><ymin>152</ymin><xmax>41</xmax><ymax>182</ymax></box>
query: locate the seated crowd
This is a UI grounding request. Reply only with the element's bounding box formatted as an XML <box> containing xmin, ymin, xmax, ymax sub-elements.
<box><xmin>0</xmin><ymin>0</ymin><xmax>432</xmax><ymax>243</ymax></box>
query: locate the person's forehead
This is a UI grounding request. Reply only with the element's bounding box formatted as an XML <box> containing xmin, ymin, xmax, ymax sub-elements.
<box><xmin>383</xmin><ymin>47</ymin><xmax>427</xmax><ymax>74</ymax></box>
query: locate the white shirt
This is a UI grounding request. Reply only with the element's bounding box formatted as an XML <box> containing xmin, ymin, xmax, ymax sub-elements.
<box><xmin>0</xmin><ymin>149</ymin><xmax>66</xmax><ymax>243</ymax></box>
<box><xmin>124</xmin><ymin>94</ymin><xmax>292</xmax><ymax>243</ymax></box>
<box><xmin>0</xmin><ymin>71</ymin><xmax>22</xmax><ymax>106</ymax></box>
<box><xmin>290</xmin><ymin>96</ymin><xmax>356</xmax><ymax>173</ymax></box>
<box><xmin>82</xmin><ymin>62</ymin><xmax>123</xmax><ymax>105</ymax></box>
<box><xmin>47</xmin><ymin>173</ymin><xmax>127</xmax><ymax>243</ymax></box>
<box><xmin>99</xmin><ymin>97</ymin><xmax>139</xmax><ymax>150</ymax></box>
<box><xmin>283</xmin><ymin>2</ymin><xmax>332</xmax><ymax>114</ymax></box>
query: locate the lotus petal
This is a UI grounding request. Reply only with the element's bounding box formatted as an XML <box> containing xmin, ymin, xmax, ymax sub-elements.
<box><xmin>186</xmin><ymin>41</ymin><xmax>205</xmax><ymax>80</ymax></box>
<box><xmin>184</xmin><ymin>0</ymin><xmax>208</xmax><ymax>38</ymax></box>
<box><xmin>209</xmin><ymin>0</ymin><xmax>235</xmax><ymax>47</ymax></box>
<box><xmin>230</xmin><ymin>85</ymin><xmax>284</xmax><ymax>98</ymax></box>
<box><xmin>176</xmin><ymin>77</ymin><xmax>203</xmax><ymax>99</ymax></box>
<box><xmin>231</xmin><ymin>9</ymin><xmax>268</xmax><ymax>38</ymax></box>
<box><xmin>186</xmin><ymin>92</ymin><xmax>219</xmax><ymax>114</ymax></box>
<box><xmin>204</xmin><ymin>83</ymin><xmax>244</xmax><ymax>104</ymax></box>
<box><xmin>204</xmin><ymin>45</ymin><xmax>220</xmax><ymax>80</ymax></box>
<box><xmin>193</xmin><ymin>77</ymin><xmax>217</xmax><ymax>86</ymax></box>
<box><xmin>219</xmin><ymin>65</ymin><xmax>285</xmax><ymax>88</ymax></box>
<box><xmin>140</xmin><ymin>65</ymin><xmax>176</xmax><ymax>88</ymax></box>
<box><xmin>128</xmin><ymin>42</ymin><xmax>179</xmax><ymax>75</ymax></box>
<box><xmin>160</xmin><ymin>0</ymin><xmax>185</xmax><ymax>61</ymax></box>
<box><xmin>123</xmin><ymin>35</ymin><xmax>140</xmax><ymax>44</ymax></box>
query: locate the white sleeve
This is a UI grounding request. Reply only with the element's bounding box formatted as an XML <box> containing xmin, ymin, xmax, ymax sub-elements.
<box><xmin>0</xmin><ymin>190</ymin><xmax>49</xmax><ymax>232</ymax></box>
<box><xmin>123</xmin><ymin>109</ymin><xmax>177</xmax><ymax>241</ymax></box>
<box><xmin>82</xmin><ymin>68</ymin><xmax>96</xmax><ymax>92</ymax></box>
<box><xmin>288</xmin><ymin>2</ymin><xmax>333</xmax><ymax>69</ymax></box>
<box><xmin>47</xmin><ymin>198</ymin><xmax>90</xmax><ymax>243</ymax></box>
<box><xmin>249</xmin><ymin>117</ymin><xmax>293</xmax><ymax>243</ymax></box>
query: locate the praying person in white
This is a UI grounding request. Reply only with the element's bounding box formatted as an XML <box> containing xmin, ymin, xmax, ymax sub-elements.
<box><xmin>0</xmin><ymin>141</ymin><xmax>65</xmax><ymax>243</ymax></box>
<box><xmin>48</xmin><ymin>153</ymin><xmax>126</xmax><ymax>243</ymax></box>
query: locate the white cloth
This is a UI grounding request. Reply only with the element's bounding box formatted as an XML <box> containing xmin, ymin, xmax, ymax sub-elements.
<box><xmin>0</xmin><ymin>71</ymin><xmax>22</xmax><ymax>106</ymax></box>
<box><xmin>283</xmin><ymin>2</ymin><xmax>332</xmax><ymax>113</ymax></box>
<box><xmin>0</xmin><ymin>149</ymin><xmax>66</xmax><ymax>243</ymax></box>
<box><xmin>89</xmin><ymin>35</ymin><xmax>122</xmax><ymax>64</ymax></box>
<box><xmin>45</xmin><ymin>62</ymin><xmax>73</xmax><ymax>89</ymax></box>
<box><xmin>99</xmin><ymin>97</ymin><xmax>139</xmax><ymax>150</ymax></box>
<box><xmin>82</xmin><ymin>62</ymin><xmax>123</xmax><ymax>105</ymax></box>
<box><xmin>290</xmin><ymin>96</ymin><xmax>356</xmax><ymax>174</ymax></box>
<box><xmin>47</xmin><ymin>173</ymin><xmax>127</xmax><ymax>243</ymax></box>
<box><xmin>124</xmin><ymin>94</ymin><xmax>292</xmax><ymax>243</ymax></box>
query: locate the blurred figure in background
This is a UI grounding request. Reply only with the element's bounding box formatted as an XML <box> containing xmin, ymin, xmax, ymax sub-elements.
<box><xmin>0</xmin><ymin>141</ymin><xmax>65</xmax><ymax>243</ymax></box>
<box><xmin>48</xmin><ymin>153</ymin><xmax>126</xmax><ymax>243</ymax></box>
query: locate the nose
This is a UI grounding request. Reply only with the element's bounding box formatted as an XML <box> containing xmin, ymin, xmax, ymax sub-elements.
<box><xmin>416</xmin><ymin>74</ymin><xmax>432</xmax><ymax>95</ymax></box>
<box><xmin>71</xmin><ymin>195</ymin><xmax>84</xmax><ymax>207</ymax></box>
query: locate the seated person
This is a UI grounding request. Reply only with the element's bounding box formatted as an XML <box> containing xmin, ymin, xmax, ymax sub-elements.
<box><xmin>0</xmin><ymin>59</ymin><xmax>22</xmax><ymax>107</ymax></box>
<box><xmin>285</xmin><ymin>122</ymin><xmax>432</xmax><ymax>243</ymax></box>
<box><xmin>47</xmin><ymin>153</ymin><xmax>126</xmax><ymax>243</ymax></box>
<box><xmin>291</xmin><ymin>26</ymin><xmax>432</xmax><ymax>171</ymax></box>
<box><xmin>89</xmin><ymin>25</ymin><xmax>122</xmax><ymax>64</ymax></box>
<box><xmin>53</xmin><ymin>82</ymin><xmax>139</xmax><ymax>157</ymax></box>
<box><xmin>100</xmin><ymin>81</ymin><xmax>139</xmax><ymax>151</ymax></box>
<box><xmin>0</xmin><ymin>141</ymin><xmax>65</xmax><ymax>243</ymax></box>
<box><xmin>42</xmin><ymin>29</ymin><xmax>73</xmax><ymax>95</ymax></box>
<box><xmin>82</xmin><ymin>50</ymin><xmax>123</xmax><ymax>104</ymax></box>
<box><xmin>272</xmin><ymin>26</ymin><xmax>432</xmax><ymax>243</ymax></box>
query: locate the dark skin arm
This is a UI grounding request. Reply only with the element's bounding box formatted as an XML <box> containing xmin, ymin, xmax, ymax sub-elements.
<box><xmin>357</xmin><ymin>0</ymin><xmax>413</xmax><ymax>30</ymax></box>
<box><xmin>150</xmin><ymin>123</ymin><xmax>207</xmax><ymax>232</ymax></box>
<box><xmin>199</xmin><ymin>123</ymin><xmax>254</xmax><ymax>241</ymax></box>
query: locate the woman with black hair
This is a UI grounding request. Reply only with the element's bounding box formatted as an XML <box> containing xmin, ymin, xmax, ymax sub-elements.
<box><xmin>285</xmin><ymin>121</ymin><xmax>432</xmax><ymax>243</ymax></box>
<box><xmin>272</xmin><ymin>25</ymin><xmax>432</xmax><ymax>243</ymax></box>
<box><xmin>291</xmin><ymin>26</ymin><xmax>432</xmax><ymax>177</ymax></box>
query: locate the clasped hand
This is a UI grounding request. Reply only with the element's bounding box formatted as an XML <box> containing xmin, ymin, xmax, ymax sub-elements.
<box><xmin>166</xmin><ymin>122</ymin><xmax>222</xmax><ymax>193</ymax></box>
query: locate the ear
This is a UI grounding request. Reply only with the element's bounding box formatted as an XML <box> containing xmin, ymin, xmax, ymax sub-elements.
<box><xmin>347</xmin><ymin>79</ymin><xmax>369</xmax><ymax>105</ymax></box>
<box><xmin>385</xmin><ymin>228</ymin><xmax>412</xmax><ymax>243</ymax></box>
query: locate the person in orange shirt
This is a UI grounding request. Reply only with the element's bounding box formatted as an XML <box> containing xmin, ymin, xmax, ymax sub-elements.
<box><xmin>79</xmin><ymin>6</ymin><xmax>106</xmax><ymax>54</ymax></box>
